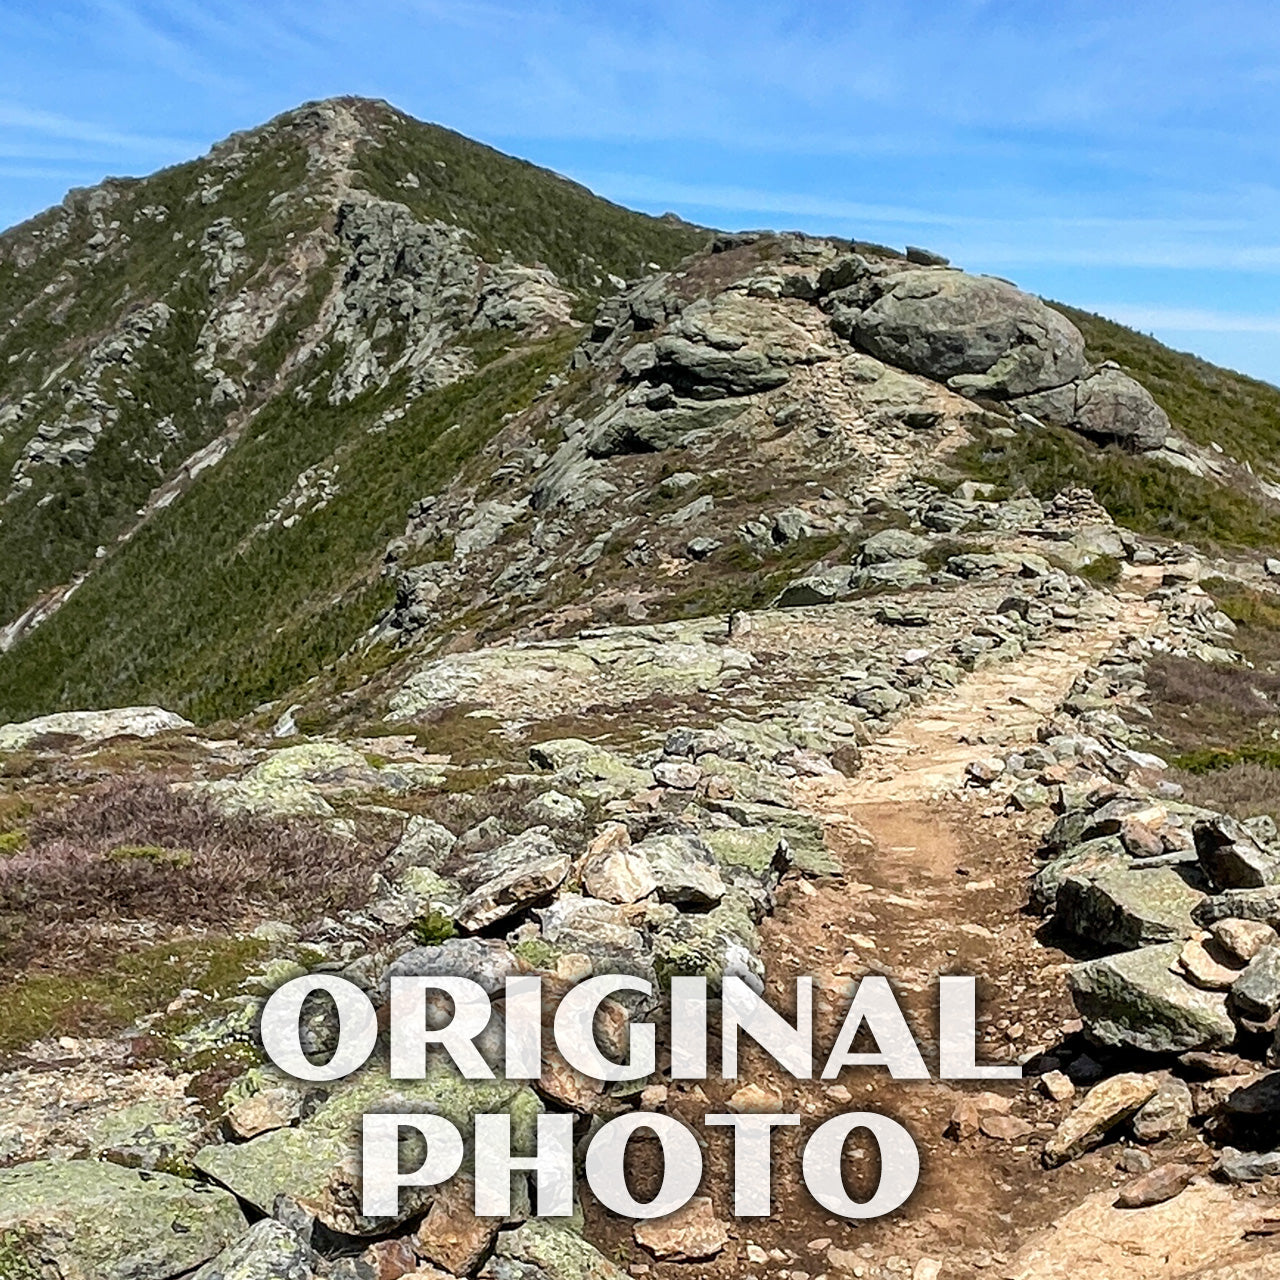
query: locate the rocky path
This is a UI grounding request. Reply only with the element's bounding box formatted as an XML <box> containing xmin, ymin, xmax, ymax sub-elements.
<box><xmin>799</xmin><ymin>593</ymin><xmax>1162</xmax><ymax>807</ymax></box>
<box><xmin>600</xmin><ymin>592</ymin><xmax>1178</xmax><ymax>1279</ymax></box>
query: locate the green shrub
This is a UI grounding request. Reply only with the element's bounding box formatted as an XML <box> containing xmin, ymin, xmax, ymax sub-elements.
<box><xmin>410</xmin><ymin>910</ymin><xmax>457</xmax><ymax>946</ymax></box>
<box><xmin>1077</xmin><ymin>554</ymin><xmax>1123</xmax><ymax>586</ymax></box>
<box><xmin>952</xmin><ymin>424</ymin><xmax>1280</xmax><ymax>550</ymax></box>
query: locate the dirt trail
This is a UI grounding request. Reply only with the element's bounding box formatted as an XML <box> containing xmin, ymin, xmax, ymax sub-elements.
<box><xmin>604</xmin><ymin>595</ymin><xmax>1185</xmax><ymax>1278</ymax></box>
<box><xmin>801</xmin><ymin>595</ymin><xmax>1162</xmax><ymax>809</ymax></box>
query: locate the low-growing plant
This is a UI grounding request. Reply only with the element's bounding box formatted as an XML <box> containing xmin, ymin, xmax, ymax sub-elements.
<box><xmin>1168</xmin><ymin>759</ymin><xmax>1280</xmax><ymax>821</ymax></box>
<box><xmin>1077</xmin><ymin>554</ymin><xmax>1123</xmax><ymax>586</ymax></box>
<box><xmin>952</xmin><ymin>424</ymin><xmax>1280</xmax><ymax>551</ymax></box>
<box><xmin>410</xmin><ymin>910</ymin><xmax>458</xmax><ymax>946</ymax></box>
<box><xmin>0</xmin><ymin>777</ymin><xmax>391</xmax><ymax>964</ymax></box>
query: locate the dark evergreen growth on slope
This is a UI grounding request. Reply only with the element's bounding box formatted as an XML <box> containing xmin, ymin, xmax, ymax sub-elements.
<box><xmin>0</xmin><ymin>98</ymin><xmax>705</xmax><ymax>722</ymax></box>
<box><xmin>1057</xmin><ymin>302</ymin><xmax>1280</xmax><ymax>474</ymax></box>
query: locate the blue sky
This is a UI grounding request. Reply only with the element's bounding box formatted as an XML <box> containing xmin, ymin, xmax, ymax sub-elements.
<box><xmin>4</xmin><ymin>1</ymin><xmax>1280</xmax><ymax>383</ymax></box>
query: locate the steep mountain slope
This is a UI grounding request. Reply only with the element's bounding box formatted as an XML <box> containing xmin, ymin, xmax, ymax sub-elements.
<box><xmin>0</xmin><ymin>97</ymin><xmax>705</xmax><ymax>720</ymax></box>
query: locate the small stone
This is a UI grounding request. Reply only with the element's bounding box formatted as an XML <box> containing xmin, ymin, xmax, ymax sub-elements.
<box><xmin>1117</xmin><ymin>1147</ymin><xmax>1152</xmax><ymax>1174</ymax></box>
<box><xmin>640</xmin><ymin>1084</ymin><xmax>668</xmax><ymax>1109</ymax></box>
<box><xmin>912</xmin><ymin>1261</ymin><xmax>943</xmax><ymax>1280</ymax></box>
<box><xmin>1212</xmin><ymin>917</ymin><xmax>1279</xmax><ymax>966</ymax></box>
<box><xmin>947</xmin><ymin>1098</ymin><xmax>980</xmax><ymax>1141</ymax></box>
<box><xmin>653</xmin><ymin>760</ymin><xmax>702</xmax><ymax>790</ymax></box>
<box><xmin>1039</xmin><ymin>1071</ymin><xmax>1075</xmax><ymax>1103</ymax></box>
<box><xmin>1115</xmin><ymin>1162</ymin><xmax>1196</xmax><ymax>1209</ymax></box>
<box><xmin>1176</xmin><ymin>935</ymin><xmax>1240</xmax><ymax>991</ymax></box>
<box><xmin>361</xmin><ymin>1237</ymin><xmax>421</xmax><ymax>1279</ymax></box>
<box><xmin>1042</xmin><ymin>1073</ymin><xmax>1160</xmax><ymax>1167</ymax></box>
<box><xmin>1131</xmin><ymin>1075</ymin><xmax>1193</xmax><ymax>1143</ymax></box>
<box><xmin>729</xmin><ymin>1083</ymin><xmax>783</xmax><ymax>1113</ymax></box>
<box><xmin>633</xmin><ymin>1196</ymin><xmax>729</xmax><ymax>1260</ymax></box>
<box><xmin>1214</xmin><ymin>1146</ymin><xmax>1280</xmax><ymax>1183</ymax></box>
<box><xmin>412</xmin><ymin>1177</ymin><xmax>500</xmax><ymax>1275</ymax></box>
<box><xmin>228</xmin><ymin>1085</ymin><xmax>304</xmax><ymax>1139</ymax></box>
<box><xmin>966</xmin><ymin>757</ymin><xmax>1005</xmax><ymax>785</ymax></box>
<box><xmin>979</xmin><ymin>1113</ymin><xmax>1035</xmax><ymax>1142</ymax></box>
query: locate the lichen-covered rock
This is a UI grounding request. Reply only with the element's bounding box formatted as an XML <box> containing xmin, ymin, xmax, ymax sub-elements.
<box><xmin>0</xmin><ymin>706</ymin><xmax>191</xmax><ymax>750</ymax></box>
<box><xmin>1195</xmin><ymin>816</ymin><xmax>1280</xmax><ymax>890</ymax></box>
<box><xmin>195</xmin><ymin>1064</ymin><xmax>540</xmax><ymax>1235</ymax></box>
<box><xmin>632</xmin><ymin>833</ymin><xmax>726</xmax><ymax>906</ymax></box>
<box><xmin>390</xmin><ymin>628</ymin><xmax>753</xmax><ymax>723</ymax></box>
<box><xmin>486</xmin><ymin>1220</ymin><xmax>626</xmax><ymax>1280</ymax></box>
<box><xmin>651</xmin><ymin>890</ymin><xmax>763</xmax><ymax>990</ymax></box>
<box><xmin>1230</xmin><ymin>945</ymin><xmax>1280</xmax><ymax>1024</ymax></box>
<box><xmin>1014</xmin><ymin>366</ymin><xmax>1170</xmax><ymax>451</ymax></box>
<box><xmin>0</xmin><ymin>1160</ymin><xmax>246</xmax><ymax>1280</ymax></box>
<box><xmin>385</xmin><ymin>938</ymin><xmax>520</xmax><ymax>995</ymax></box>
<box><xmin>852</xmin><ymin>269</ymin><xmax>1086</xmax><ymax>396</ymax></box>
<box><xmin>1054</xmin><ymin>866</ymin><xmax>1203</xmax><ymax>951</ymax></box>
<box><xmin>1069</xmin><ymin>943</ymin><xmax>1236</xmax><ymax>1053</ymax></box>
<box><xmin>191</xmin><ymin>1220</ymin><xmax>313</xmax><ymax>1280</ymax></box>
<box><xmin>1195</xmin><ymin>887</ymin><xmax>1280</xmax><ymax>929</ymax></box>
<box><xmin>1131</xmin><ymin>1075</ymin><xmax>1194</xmax><ymax>1143</ymax></box>
<box><xmin>454</xmin><ymin>850</ymin><xmax>572</xmax><ymax>931</ymax></box>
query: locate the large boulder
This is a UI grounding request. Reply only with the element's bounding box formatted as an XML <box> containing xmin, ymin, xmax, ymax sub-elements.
<box><xmin>0</xmin><ymin>1160</ymin><xmax>246</xmax><ymax>1280</ymax></box>
<box><xmin>1054</xmin><ymin>866</ymin><xmax>1203</xmax><ymax>951</ymax></box>
<box><xmin>0</xmin><ymin>705</ymin><xmax>192</xmax><ymax>751</ymax></box>
<box><xmin>1068</xmin><ymin>942</ymin><xmax>1237</xmax><ymax>1053</ymax></box>
<box><xmin>851</xmin><ymin>269</ymin><xmax>1086</xmax><ymax>396</ymax></box>
<box><xmin>1014</xmin><ymin>365</ymin><xmax>1170</xmax><ymax>451</ymax></box>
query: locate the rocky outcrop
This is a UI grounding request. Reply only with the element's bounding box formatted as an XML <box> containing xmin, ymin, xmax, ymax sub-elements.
<box><xmin>851</xmin><ymin>267</ymin><xmax>1087</xmax><ymax>396</ymax></box>
<box><xmin>0</xmin><ymin>704</ymin><xmax>192</xmax><ymax>750</ymax></box>
<box><xmin>1014</xmin><ymin>364</ymin><xmax>1170</xmax><ymax>451</ymax></box>
<box><xmin>0</xmin><ymin>1160</ymin><xmax>246</xmax><ymax>1280</ymax></box>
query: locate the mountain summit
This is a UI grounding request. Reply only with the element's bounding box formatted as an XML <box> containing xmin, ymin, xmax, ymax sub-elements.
<box><xmin>2</xmin><ymin>96</ymin><xmax>1279</xmax><ymax>728</ymax></box>
<box><xmin>0</xmin><ymin>96</ymin><xmax>704</xmax><ymax>719</ymax></box>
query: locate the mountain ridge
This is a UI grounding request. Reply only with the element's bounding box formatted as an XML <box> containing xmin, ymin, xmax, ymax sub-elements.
<box><xmin>5</xmin><ymin>98</ymin><xmax>1280</xmax><ymax>1279</ymax></box>
<box><xmin>2</xmin><ymin>98</ymin><xmax>1280</xmax><ymax>732</ymax></box>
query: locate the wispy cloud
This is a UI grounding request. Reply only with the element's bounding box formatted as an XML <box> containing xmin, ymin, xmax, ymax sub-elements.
<box><xmin>1085</xmin><ymin>305</ymin><xmax>1280</xmax><ymax>334</ymax></box>
<box><xmin>0</xmin><ymin>105</ymin><xmax>195</xmax><ymax>154</ymax></box>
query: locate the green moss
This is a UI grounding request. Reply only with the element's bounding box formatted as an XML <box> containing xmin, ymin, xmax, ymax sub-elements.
<box><xmin>0</xmin><ymin>831</ymin><xmax>25</xmax><ymax>856</ymax></box>
<box><xmin>107</xmin><ymin>844</ymin><xmax>194</xmax><ymax>868</ymax></box>
<box><xmin>512</xmin><ymin>937</ymin><xmax>560</xmax><ymax>970</ymax></box>
<box><xmin>0</xmin><ymin>935</ymin><xmax>267</xmax><ymax>1058</ymax></box>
